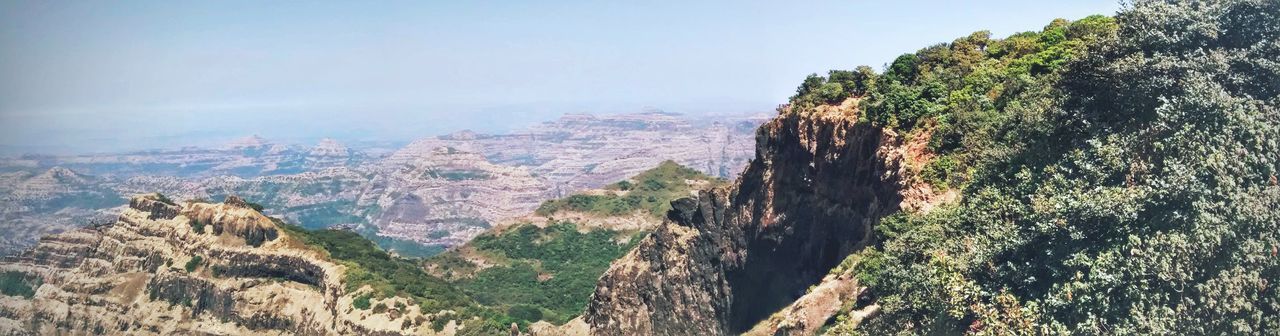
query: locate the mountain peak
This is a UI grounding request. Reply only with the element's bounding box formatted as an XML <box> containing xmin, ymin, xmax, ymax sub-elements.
<box><xmin>224</xmin><ymin>135</ymin><xmax>271</xmax><ymax>150</ymax></box>
<box><xmin>24</xmin><ymin>166</ymin><xmax>89</xmax><ymax>187</ymax></box>
<box><xmin>309</xmin><ymin>138</ymin><xmax>349</xmax><ymax>157</ymax></box>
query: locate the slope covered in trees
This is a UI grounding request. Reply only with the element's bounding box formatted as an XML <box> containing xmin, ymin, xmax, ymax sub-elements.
<box><xmin>803</xmin><ymin>0</ymin><xmax>1280</xmax><ymax>334</ymax></box>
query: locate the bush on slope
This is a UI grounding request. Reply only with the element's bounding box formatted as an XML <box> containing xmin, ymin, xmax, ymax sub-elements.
<box><xmin>827</xmin><ymin>0</ymin><xmax>1280</xmax><ymax>334</ymax></box>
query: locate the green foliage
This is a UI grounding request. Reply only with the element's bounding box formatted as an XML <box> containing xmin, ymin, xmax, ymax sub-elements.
<box><xmin>0</xmin><ymin>271</ymin><xmax>38</xmax><ymax>299</ymax></box>
<box><xmin>791</xmin><ymin>67</ymin><xmax>879</xmax><ymax>109</ymax></box>
<box><xmin>276</xmin><ymin>221</ymin><xmax>470</xmax><ymax>312</ymax></box>
<box><xmin>535</xmin><ymin>160</ymin><xmax>723</xmax><ymax>218</ymax></box>
<box><xmin>424</xmin><ymin>252</ymin><xmax>478</xmax><ymax>281</ymax></box>
<box><xmin>790</xmin><ymin>15</ymin><xmax>1118</xmax><ymax>190</ymax></box>
<box><xmin>431</xmin><ymin>312</ymin><xmax>455</xmax><ymax>332</ymax></box>
<box><xmin>831</xmin><ymin>1</ymin><xmax>1280</xmax><ymax>334</ymax></box>
<box><xmin>352</xmin><ymin>293</ymin><xmax>372</xmax><ymax>310</ymax></box>
<box><xmin>189</xmin><ymin>218</ymin><xmax>206</xmax><ymax>234</ymax></box>
<box><xmin>420</xmin><ymin>161</ymin><xmax>707</xmax><ymax>327</ymax></box>
<box><xmin>918</xmin><ymin>154</ymin><xmax>960</xmax><ymax>189</ymax></box>
<box><xmin>183</xmin><ymin>256</ymin><xmax>203</xmax><ymax>272</ymax></box>
<box><xmin>450</xmin><ymin>222</ymin><xmax>646</xmax><ymax>324</ymax></box>
<box><xmin>152</xmin><ymin>193</ymin><xmax>176</xmax><ymax>206</ymax></box>
<box><xmin>507</xmin><ymin>304</ymin><xmax>544</xmax><ymax>323</ymax></box>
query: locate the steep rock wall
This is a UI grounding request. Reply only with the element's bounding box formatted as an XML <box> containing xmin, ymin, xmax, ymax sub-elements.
<box><xmin>584</xmin><ymin>110</ymin><xmax>911</xmax><ymax>334</ymax></box>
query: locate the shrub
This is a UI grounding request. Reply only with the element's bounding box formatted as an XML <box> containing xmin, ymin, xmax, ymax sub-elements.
<box><xmin>352</xmin><ymin>294</ymin><xmax>372</xmax><ymax>310</ymax></box>
<box><xmin>153</xmin><ymin>193</ymin><xmax>176</xmax><ymax>205</ymax></box>
<box><xmin>190</xmin><ymin>218</ymin><xmax>206</xmax><ymax>234</ymax></box>
<box><xmin>184</xmin><ymin>256</ymin><xmax>203</xmax><ymax>272</ymax></box>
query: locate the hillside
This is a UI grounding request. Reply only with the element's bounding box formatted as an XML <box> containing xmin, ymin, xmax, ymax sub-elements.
<box><xmin>839</xmin><ymin>1</ymin><xmax>1280</xmax><ymax>333</ymax></box>
<box><xmin>583</xmin><ymin>0</ymin><xmax>1279</xmax><ymax>335</ymax></box>
<box><xmin>533</xmin><ymin>160</ymin><xmax>726</xmax><ymax>220</ymax></box>
<box><xmin>420</xmin><ymin>160</ymin><xmax>727</xmax><ymax>333</ymax></box>
<box><xmin>2</xmin><ymin>1</ymin><xmax>1275</xmax><ymax>335</ymax></box>
<box><xmin>0</xmin><ymin>112</ymin><xmax>764</xmax><ymax>258</ymax></box>
<box><xmin>0</xmin><ymin>161</ymin><xmax>725</xmax><ymax>335</ymax></box>
<box><xmin>0</xmin><ymin>194</ymin><xmax>463</xmax><ymax>334</ymax></box>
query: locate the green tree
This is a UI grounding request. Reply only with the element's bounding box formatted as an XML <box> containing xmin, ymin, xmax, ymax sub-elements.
<box><xmin>844</xmin><ymin>1</ymin><xmax>1280</xmax><ymax>334</ymax></box>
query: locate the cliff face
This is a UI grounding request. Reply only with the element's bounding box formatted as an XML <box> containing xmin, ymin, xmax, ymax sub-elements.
<box><xmin>0</xmin><ymin>194</ymin><xmax>432</xmax><ymax>335</ymax></box>
<box><xmin>584</xmin><ymin>108</ymin><xmax>916</xmax><ymax>334</ymax></box>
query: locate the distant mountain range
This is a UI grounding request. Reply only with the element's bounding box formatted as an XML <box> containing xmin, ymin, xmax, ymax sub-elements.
<box><xmin>0</xmin><ymin>111</ymin><xmax>767</xmax><ymax>256</ymax></box>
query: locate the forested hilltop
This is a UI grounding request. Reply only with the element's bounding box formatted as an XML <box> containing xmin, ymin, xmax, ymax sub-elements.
<box><xmin>580</xmin><ymin>0</ymin><xmax>1278</xmax><ymax>335</ymax></box>
<box><xmin>815</xmin><ymin>0</ymin><xmax>1279</xmax><ymax>334</ymax></box>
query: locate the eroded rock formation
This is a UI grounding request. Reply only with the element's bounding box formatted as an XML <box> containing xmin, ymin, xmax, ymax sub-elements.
<box><xmin>584</xmin><ymin>107</ymin><xmax>920</xmax><ymax>334</ymax></box>
<box><xmin>0</xmin><ymin>194</ymin><xmax>436</xmax><ymax>335</ymax></box>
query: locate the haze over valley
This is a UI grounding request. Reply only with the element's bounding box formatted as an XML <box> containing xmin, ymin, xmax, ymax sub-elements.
<box><xmin>3</xmin><ymin>1</ymin><xmax>1275</xmax><ymax>335</ymax></box>
<box><xmin>0</xmin><ymin>111</ymin><xmax>765</xmax><ymax>256</ymax></box>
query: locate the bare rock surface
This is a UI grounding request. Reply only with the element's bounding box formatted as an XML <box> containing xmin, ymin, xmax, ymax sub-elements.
<box><xmin>0</xmin><ymin>194</ymin><xmax>450</xmax><ymax>335</ymax></box>
<box><xmin>583</xmin><ymin>105</ymin><xmax>932</xmax><ymax>335</ymax></box>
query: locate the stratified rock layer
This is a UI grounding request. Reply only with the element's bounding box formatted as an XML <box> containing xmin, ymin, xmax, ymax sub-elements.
<box><xmin>584</xmin><ymin>109</ymin><xmax>911</xmax><ymax>335</ymax></box>
<box><xmin>0</xmin><ymin>194</ymin><xmax>437</xmax><ymax>335</ymax></box>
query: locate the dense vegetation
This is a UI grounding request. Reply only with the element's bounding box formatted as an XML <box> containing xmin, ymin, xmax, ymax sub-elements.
<box><xmin>275</xmin><ymin>210</ymin><xmax>636</xmax><ymax>333</ymax></box>
<box><xmin>803</xmin><ymin>0</ymin><xmax>1279</xmax><ymax>334</ymax></box>
<box><xmin>535</xmin><ymin>160</ymin><xmax>724</xmax><ymax>217</ymax></box>
<box><xmin>456</xmin><ymin>222</ymin><xmax>645</xmax><ymax>324</ymax></box>
<box><xmin>792</xmin><ymin>14</ymin><xmax>1117</xmax><ymax>190</ymax></box>
<box><xmin>276</xmin><ymin>221</ymin><xmax>471</xmax><ymax>312</ymax></box>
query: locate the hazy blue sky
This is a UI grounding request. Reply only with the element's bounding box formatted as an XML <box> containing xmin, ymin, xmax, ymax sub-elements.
<box><xmin>0</xmin><ymin>1</ymin><xmax>1120</xmax><ymax>154</ymax></box>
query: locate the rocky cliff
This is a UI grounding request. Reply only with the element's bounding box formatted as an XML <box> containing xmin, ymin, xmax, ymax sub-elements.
<box><xmin>583</xmin><ymin>104</ymin><xmax>934</xmax><ymax>334</ymax></box>
<box><xmin>0</xmin><ymin>194</ymin><xmax>443</xmax><ymax>335</ymax></box>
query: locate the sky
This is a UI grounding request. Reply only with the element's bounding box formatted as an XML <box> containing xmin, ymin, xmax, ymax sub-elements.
<box><xmin>0</xmin><ymin>0</ymin><xmax>1120</xmax><ymax>154</ymax></box>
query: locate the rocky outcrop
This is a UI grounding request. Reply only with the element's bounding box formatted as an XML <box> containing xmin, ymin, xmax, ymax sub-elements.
<box><xmin>744</xmin><ymin>269</ymin><xmax>864</xmax><ymax>335</ymax></box>
<box><xmin>184</xmin><ymin>197</ymin><xmax>280</xmax><ymax>247</ymax></box>
<box><xmin>0</xmin><ymin>194</ymin><xmax>442</xmax><ymax>335</ymax></box>
<box><xmin>584</xmin><ymin>107</ymin><xmax>917</xmax><ymax>335</ymax></box>
<box><xmin>129</xmin><ymin>194</ymin><xmax>180</xmax><ymax>220</ymax></box>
